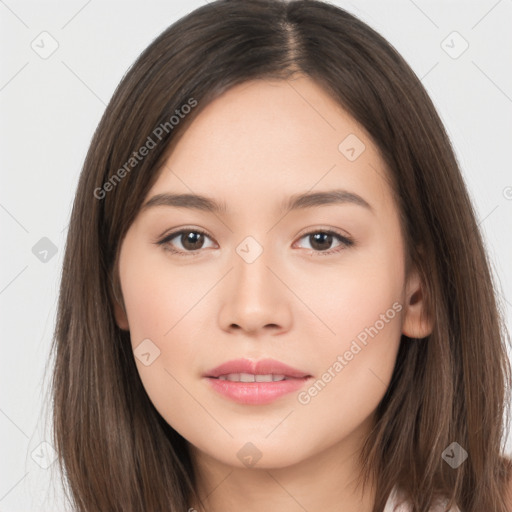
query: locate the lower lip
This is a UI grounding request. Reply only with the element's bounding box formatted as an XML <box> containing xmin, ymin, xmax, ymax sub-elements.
<box><xmin>205</xmin><ymin>377</ymin><xmax>311</xmax><ymax>405</ymax></box>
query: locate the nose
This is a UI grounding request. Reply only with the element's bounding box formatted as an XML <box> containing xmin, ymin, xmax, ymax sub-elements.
<box><xmin>217</xmin><ymin>245</ymin><xmax>293</xmax><ymax>337</ymax></box>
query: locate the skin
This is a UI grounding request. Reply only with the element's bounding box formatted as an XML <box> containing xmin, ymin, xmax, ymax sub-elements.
<box><xmin>114</xmin><ymin>75</ymin><xmax>432</xmax><ymax>512</ymax></box>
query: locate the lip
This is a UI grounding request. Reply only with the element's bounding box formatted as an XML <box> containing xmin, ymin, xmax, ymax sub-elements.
<box><xmin>205</xmin><ymin>358</ymin><xmax>310</xmax><ymax>379</ymax></box>
<box><xmin>204</xmin><ymin>358</ymin><xmax>312</xmax><ymax>405</ymax></box>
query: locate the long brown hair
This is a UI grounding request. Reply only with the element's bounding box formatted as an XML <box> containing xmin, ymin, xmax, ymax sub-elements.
<box><xmin>49</xmin><ymin>0</ymin><xmax>512</xmax><ymax>510</ymax></box>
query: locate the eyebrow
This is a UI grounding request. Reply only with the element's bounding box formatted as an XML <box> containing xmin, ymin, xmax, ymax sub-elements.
<box><xmin>141</xmin><ymin>189</ymin><xmax>373</xmax><ymax>215</ymax></box>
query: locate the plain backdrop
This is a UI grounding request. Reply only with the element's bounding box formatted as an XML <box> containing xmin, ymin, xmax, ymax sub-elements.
<box><xmin>1</xmin><ymin>0</ymin><xmax>511</xmax><ymax>509</ymax></box>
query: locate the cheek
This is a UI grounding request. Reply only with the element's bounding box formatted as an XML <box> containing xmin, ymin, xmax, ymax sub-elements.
<box><xmin>293</xmin><ymin>235</ymin><xmax>404</xmax><ymax>414</ymax></box>
<box><xmin>120</xmin><ymin>244</ymin><xmax>209</xmax><ymax>347</ymax></box>
<box><xmin>292</xmin><ymin>232</ymin><xmax>405</xmax><ymax>349</ymax></box>
<box><xmin>118</xmin><ymin>239</ymin><xmax>217</xmax><ymax>404</ymax></box>
<box><xmin>292</xmin><ymin>283</ymin><xmax>403</xmax><ymax>451</ymax></box>
<box><xmin>118</xmin><ymin>249</ymin><xmax>210</xmax><ymax>438</ymax></box>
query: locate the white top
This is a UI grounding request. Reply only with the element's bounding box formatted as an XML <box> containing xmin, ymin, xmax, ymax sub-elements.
<box><xmin>384</xmin><ymin>486</ymin><xmax>460</xmax><ymax>512</ymax></box>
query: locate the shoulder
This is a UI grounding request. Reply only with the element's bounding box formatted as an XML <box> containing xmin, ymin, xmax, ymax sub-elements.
<box><xmin>384</xmin><ymin>487</ymin><xmax>459</xmax><ymax>512</ymax></box>
<box><xmin>388</xmin><ymin>472</ymin><xmax>512</xmax><ymax>511</ymax></box>
<box><xmin>387</xmin><ymin>482</ymin><xmax>512</xmax><ymax>511</ymax></box>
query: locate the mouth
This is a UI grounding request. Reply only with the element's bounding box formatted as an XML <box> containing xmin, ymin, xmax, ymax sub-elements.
<box><xmin>204</xmin><ymin>358</ymin><xmax>312</xmax><ymax>405</ymax></box>
<box><xmin>214</xmin><ymin>373</ymin><xmax>294</xmax><ymax>382</ymax></box>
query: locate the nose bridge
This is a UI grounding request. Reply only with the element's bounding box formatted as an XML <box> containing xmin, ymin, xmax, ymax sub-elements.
<box><xmin>218</xmin><ymin>234</ymin><xmax>292</xmax><ymax>334</ymax></box>
<box><xmin>232</xmin><ymin>234</ymin><xmax>276</xmax><ymax>307</ymax></box>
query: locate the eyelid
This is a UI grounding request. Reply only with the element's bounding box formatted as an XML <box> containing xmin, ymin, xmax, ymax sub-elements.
<box><xmin>294</xmin><ymin>225</ymin><xmax>353</xmax><ymax>243</ymax></box>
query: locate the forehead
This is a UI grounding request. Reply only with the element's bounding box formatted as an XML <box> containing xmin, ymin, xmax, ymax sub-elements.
<box><xmin>148</xmin><ymin>76</ymin><xmax>394</xmax><ymax>218</ymax></box>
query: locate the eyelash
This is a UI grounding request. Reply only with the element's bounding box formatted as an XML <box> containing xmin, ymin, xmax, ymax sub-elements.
<box><xmin>155</xmin><ymin>227</ymin><xmax>355</xmax><ymax>257</ymax></box>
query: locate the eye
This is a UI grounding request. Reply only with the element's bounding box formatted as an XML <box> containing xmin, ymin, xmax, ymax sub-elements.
<box><xmin>156</xmin><ymin>227</ymin><xmax>354</xmax><ymax>257</ymax></box>
<box><xmin>156</xmin><ymin>228</ymin><xmax>216</xmax><ymax>256</ymax></box>
<box><xmin>294</xmin><ymin>229</ymin><xmax>354</xmax><ymax>256</ymax></box>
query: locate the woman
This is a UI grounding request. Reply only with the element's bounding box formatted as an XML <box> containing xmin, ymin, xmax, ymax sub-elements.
<box><xmin>49</xmin><ymin>1</ymin><xmax>512</xmax><ymax>510</ymax></box>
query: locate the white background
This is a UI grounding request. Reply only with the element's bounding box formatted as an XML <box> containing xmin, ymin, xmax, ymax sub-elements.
<box><xmin>1</xmin><ymin>0</ymin><xmax>511</xmax><ymax>509</ymax></box>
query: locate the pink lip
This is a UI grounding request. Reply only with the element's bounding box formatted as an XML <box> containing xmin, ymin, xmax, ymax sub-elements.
<box><xmin>205</xmin><ymin>358</ymin><xmax>310</xmax><ymax>379</ymax></box>
<box><xmin>204</xmin><ymin>358</ymin><xmax>312</xmax><ymax>405</ymax></box>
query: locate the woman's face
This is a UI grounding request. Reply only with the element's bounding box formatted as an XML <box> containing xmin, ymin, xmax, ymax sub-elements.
<box><xmin>115</xmin><ymin>76</ymin><xmax>430</xmax><ymax>470</ymax></box>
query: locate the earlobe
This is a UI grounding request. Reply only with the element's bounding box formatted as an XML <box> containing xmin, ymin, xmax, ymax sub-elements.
<box><xmin>113</xmin><ymin>300</ymin><xmax>130</xmax><ymax>331</ymax></box>
<box><xmin>401</xmin><ymin>267</ymin><xmax>433</xmax><ymax>339</ymax></box>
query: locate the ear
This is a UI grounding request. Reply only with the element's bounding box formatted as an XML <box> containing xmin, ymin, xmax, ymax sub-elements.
<box><xmin>402</xmin><ymin>266</ymin><xmax>433</xmax><ymax>339</ymax></box>
<box><xmin>113</xmin><ymin>299</ymin><xmax>130</xmax><ymax>331</ymax></box>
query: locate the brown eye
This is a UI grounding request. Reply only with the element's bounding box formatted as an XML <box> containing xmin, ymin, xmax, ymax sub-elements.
<box><xmin>180</xmin><ymin>231</ymin><xmax>205</xmax><ymax>250</ymax></box>
<box><xmin>296</xmin><ymin>230</ymin><xmax>354</xmax><ymax>255</ymax></box>
<box><xmin>309</xmin><ymin>232</ymin><xmax>334</xmax><ymax>251</ymax></box>
<box><xmin>157</xmin><ymin>228</ymin><xmax>216</xmax><ymax>255</ymax></box>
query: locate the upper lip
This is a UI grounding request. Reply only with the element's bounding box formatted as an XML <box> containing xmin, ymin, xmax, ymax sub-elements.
<box><xmin>205</xmin><ymin>358</ymin><xmax>311</xmax><ymax>379</ymax></box>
